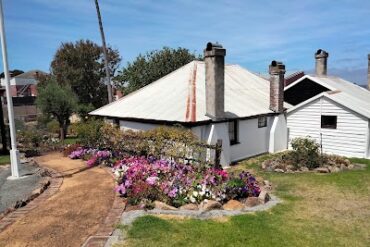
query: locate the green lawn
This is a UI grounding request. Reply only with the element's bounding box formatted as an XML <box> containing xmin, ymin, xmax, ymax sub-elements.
<box><xmin>117</xmin><ymin>155</ymin><xmax>370</xmax><ymax>247</ymax></box>
<box><xmin>0</xmin><ymin>155</ymin><xmax>10</xmax><ymax>166</ymax></box>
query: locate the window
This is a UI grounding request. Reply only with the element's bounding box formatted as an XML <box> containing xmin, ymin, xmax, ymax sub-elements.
<box><xmin>258</xmin><ymin>116</ymin><xmax>267</xmax><ymax>128</ymax></box>
<box><xmin>228</xmin><ymin>120</ymin><xmax>238</xmax><ymax>145</ymax></box>
<box><xmin>321</xmin><ymin>115</ymin><xmax>337</xmax><ymax>129</ymax></box>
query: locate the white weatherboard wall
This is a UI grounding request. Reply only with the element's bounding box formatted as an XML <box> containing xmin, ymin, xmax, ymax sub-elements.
<box><xmin>287</xmin><ymin>97</ymin><xmax>369</xmax><ymax>158</ymax></box>
<box><xmin>230</xmin><ymin>117</ymin><xmax>273</xmax><ymax>162</ymax></box>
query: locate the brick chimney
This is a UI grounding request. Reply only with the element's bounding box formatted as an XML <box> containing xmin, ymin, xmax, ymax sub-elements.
<box><xmin>269</xmin><ymin>61</ymin><xmax>285</xmax><ymax>113</ymax></box>
<box><xmin>204</xmin><ymin>42</ymin><xmax>226</xmax><ymax>120</ymax></box>
<box><xmin>368</xmin><ymin>54</ymin><xmax>370</xmax><ymax>90</ymax></box>
<box><xmin>315</xmin><ymin>49</ymin><xmax>329</xmax><ymax>76</ymax></box>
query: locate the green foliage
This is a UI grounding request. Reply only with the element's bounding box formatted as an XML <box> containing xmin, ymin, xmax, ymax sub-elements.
<box><xmin>75</xmin><ymin>119</ymin><xmax>104</xmax><ymax>147</ymax></box>
<box><xmin>75</xmin><ymin>121</ymin><xmax>212</xmax><ymax>163</ymax></box>
<box><xmin>36</xmin><ymin>78</ymin><xmax>78</xmax><ymax>141</ymax></box>
<box><xmin>46</xmin><ymin>119</ymin><xmax>60</xmax><ymax>135</ymax></box>
<box><xmin>286</xmin><ymin>137</ymin><xmax>321</xmax><ymax>169</ymax></box>
<box><xmin>14</xmin><ymin>119</ymin><xmax>25</xmax><ymax>131</ymax></box>
<box><xmin>77</xmin><ymin>104</ymin><xmax>95</xmax><ymax>122</ymax></box>
<box><xmin>115</xmin><ymin>47</ymin><xmax>202</xmax><ymax>94</ymax></box>
<box><xmin>51</xmin><ymin>39</ymin><xmax>121</xmax><ymax>108</ymax></box>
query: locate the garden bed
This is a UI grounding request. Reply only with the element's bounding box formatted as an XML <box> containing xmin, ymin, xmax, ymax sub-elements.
<box><xmin>67</xmin><ymin>145</ymin><xmax>273</xmax><ymax>212</ymax></box>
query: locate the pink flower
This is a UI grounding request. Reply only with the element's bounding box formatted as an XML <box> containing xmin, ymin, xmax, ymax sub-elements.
<box><xmin>146</xmin><ymin>176</ymin><xmax>158</xmax><ymax>185</ymax></box>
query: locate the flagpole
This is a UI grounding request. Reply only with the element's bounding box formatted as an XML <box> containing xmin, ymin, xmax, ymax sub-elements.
<box><xmin>0</xmin><ymin>0</ymin><xmax>20</xmax><ymax>178</ymax></box>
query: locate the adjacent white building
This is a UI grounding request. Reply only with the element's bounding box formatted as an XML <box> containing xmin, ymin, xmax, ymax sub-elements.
<box><xmin>285</xmin><ymin>50</ymin><xmax>370</xmax><ymax>158</ymax></box>
<box><xmin>91</xmin><ymin>43</ymin><xmax>289</xmax><ymax>167</ymax></box>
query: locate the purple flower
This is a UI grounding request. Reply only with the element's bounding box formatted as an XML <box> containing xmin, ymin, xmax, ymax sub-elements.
<box><xmin>168</xmin><ymin>188</ymin><xmax>178</xmax><ymax>198</ymax></box>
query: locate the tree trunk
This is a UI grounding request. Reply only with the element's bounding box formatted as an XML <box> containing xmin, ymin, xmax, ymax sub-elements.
<box><xmin>94</xmin><ymin>0</ymin><xmax>113</xmax><ymax>103</ymax></box>
<box><xmin>60</xmin><ymin>126</ymin><xmax>65</xmax><ymax>143</ymax></box>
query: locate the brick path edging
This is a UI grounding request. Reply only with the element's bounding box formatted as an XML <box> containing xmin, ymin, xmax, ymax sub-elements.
<box><xmin>0</xmin><ymin>166</ymin><xmax>63</xmax><ymax>232</ymax></box>
<box><xmin>81</xmin><ymin>167</ymin><xmax>126</xmax><ymax>247</ymax></box>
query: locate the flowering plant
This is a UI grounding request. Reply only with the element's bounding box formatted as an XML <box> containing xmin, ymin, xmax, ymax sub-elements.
<box><xmin>111</xmin><ymin>156</ymin><xmax>260</xmax><ymax>207</ymax></box>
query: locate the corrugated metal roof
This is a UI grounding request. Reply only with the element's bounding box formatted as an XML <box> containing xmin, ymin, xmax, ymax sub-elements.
<box><xmin>286</xmin><ymin>75</ymin><xmax>370</xmax><ymax>119</ymax></box>
<box><xmin>91</xmin><ymin>61</ymin><xmax>288</xmax><ymax>122</ymax></box>
<box><xmin>14</xmin><ymin>70</ymin><xmax>47</xmax><ymax>79</ymax></box>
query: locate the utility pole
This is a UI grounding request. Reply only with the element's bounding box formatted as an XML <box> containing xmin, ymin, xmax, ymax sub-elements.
<box><xmin>94</xmin><ymin>0</ymin><xmax>113</xmax><ymax>103</ymax></box>
<box><xmin>0</xmin><ymin>0</ymin><xmax>20</xmax><ymax>178</ymax></box>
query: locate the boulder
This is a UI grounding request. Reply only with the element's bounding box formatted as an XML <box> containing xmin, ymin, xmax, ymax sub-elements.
<box><xmin>244</xmin><ymin>197</ymin><xmax>260</xmax><ymax>207</ymax></box>
<box><xmin>274</xmin><ymin>168</ymin><xmax>285</xmax><ymax>173</ymax></box>
<box><xmin>300</xmin><ymin>167</ymin><xmax>309</xmax><ymax>172</ymax></box>
<box><xmin>347</xmin><ymin>164</ymin><xmax>354</xmax><ymax>170</ymax></box>
<box><xmin>222</xmin><ymin>200</ymin><xmax>245</xmax><ymax>211</ymax></box>
<box><xmin>258</xmin><ymin>190</ymin><xmax>270</xmax><ymax>204</ymax></box>
<box><xmin>179</xmin><ymin>203</ymin><xmax>198</xmax><ymax>210</ymax></box>
<box><xmin>314</xmin><ymin>167</ymin><xmax>329</xmax><ymax>173</ymax></box>
<box><xmin>263</xmin><ymin>180</ymin><xmax>272</xmax><ymax>190</ymax></box>
<box><xmin>154</xmin><ymin>201</ymin><xmax>177</xmax><ymax>210</ymax></box>
<box><xmin>199</xmin><ymin>200</ymin><xmax>222</xmax><ymax>211</ymax></box>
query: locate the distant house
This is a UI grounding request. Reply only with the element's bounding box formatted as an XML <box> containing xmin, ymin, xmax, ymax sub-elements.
<box><xmin>91</xmin><ymin>43</ymin><xmax>289</xmax><ymax>167</ymax></box>
<box><xmin>285</xmin><ymin>50</ymin><xmax>370</xmax><ymax>158</ymax></box>
<box><xmin>0</xmin><ymin>70</ymin><xmax>47</xmax><ymax>122</ymax></box>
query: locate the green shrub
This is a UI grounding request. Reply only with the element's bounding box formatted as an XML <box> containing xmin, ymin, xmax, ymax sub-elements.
<box><xmin>285</xmin><ymin>137</ymin><xmax>321</xmax><ymax>169</ymax></box>
<box><xmin>75</xmin><ymin>119</ymin><xmax>104</xmax><ymax>147</ymax></box>
<box><xmin>46</xmin><ymin>119</ymin><xmax>60</xmax><ymax>135</ymax></box>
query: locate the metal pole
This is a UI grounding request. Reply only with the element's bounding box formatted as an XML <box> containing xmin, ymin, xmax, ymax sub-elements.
<box><xmin>94</xmin><ymin>0</ymin><xmax>113</xmax><ymax>103</ymax></box>
<box><xmin>0</xmin><ymin>0</ymin><xmax>20</xmax><ymax>178</ymax></box>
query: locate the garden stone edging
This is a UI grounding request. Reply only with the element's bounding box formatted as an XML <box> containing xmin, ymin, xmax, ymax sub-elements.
<box><xmin>104</xmin><ymin>194</ymin><xmax>281</xmax><ymax>247</ymax></box>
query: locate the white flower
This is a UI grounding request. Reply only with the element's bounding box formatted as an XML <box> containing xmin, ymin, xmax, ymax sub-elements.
<box><xmin>193</xmin><ymin>191</ymin><xmax>199</xmax><ymax>197</ymax></box>
<box><xmin>114</xmin><ymin>170</ymin><xmax>121</xmax><ymax>178</ymax></box>
<box><xmin>189</xmin><ymin>196</ymin><xmax>196</xmax><ymax>203</ymax></box>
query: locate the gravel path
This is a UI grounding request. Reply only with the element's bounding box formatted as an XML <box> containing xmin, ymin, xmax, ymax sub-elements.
<box><xmin>0</xmin><ymin>152</ymin><xmax>115</xmax><ymax>247</ymax></box>
<box><xmin>0</xmin><ymin>162</ymin><xmax>45</xmax><ymax>214</ymax></box>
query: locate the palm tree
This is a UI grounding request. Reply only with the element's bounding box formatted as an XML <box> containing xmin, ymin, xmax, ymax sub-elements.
<box><xmin>94</xmin><ymin>0</ymin><xmax>113</xmax><ymax>103</ymax></box>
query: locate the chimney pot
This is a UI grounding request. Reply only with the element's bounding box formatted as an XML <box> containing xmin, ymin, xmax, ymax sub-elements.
<box><xmin>315</xmin><ymin>49</ymin><xmax>329</xmax><ymax>76</ymax></box>
<box><xmin>204</xmin><ymin>42</ymin><xmax>226</xmax><ymax>120</ymax></box>
<box><xmin>269</xmin><ymin>61</ymin><xmax>285</xmax><ymax>113</ymax></box>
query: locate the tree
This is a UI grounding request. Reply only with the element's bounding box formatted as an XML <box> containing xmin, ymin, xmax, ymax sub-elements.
<box><xmin>51</xmin><ymin>40</ymin><xmax>120</xmax><ymax>108</ymax></box>
<box><xmin>115</xmin><ymin>47</ymin><xmax>202</xmax><ymax>94</ymax></box>
<box><xmin>36</xmin><ymin>79</ymin><xmax>78</xmax><ymax>142</ymax></box>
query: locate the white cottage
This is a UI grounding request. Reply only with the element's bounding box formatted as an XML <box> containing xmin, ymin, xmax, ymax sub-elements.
<box><xmin>91</xmin><ymin>43</ymin><xmax>288</xmax><ymax>167</ymax></box>
<box><xmin>285</xmin><ymin>50</ymin><xmax>370</xmax><ymax>158</ymax></box>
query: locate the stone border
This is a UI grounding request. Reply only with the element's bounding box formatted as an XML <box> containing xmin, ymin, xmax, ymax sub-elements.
<box><xmin>81</xmin><ymin>167</ymin><xmax>127</xmax><ymax>247</ymax></box>
<box><xmin>0</xmin><ymin>165</ymin><xmax>63</xmax><ymax>232</ymax></box>
<box><xmin>105</xmin><ymin>195</ymin><xmax>281</xmax><ymax>247</ymax></box>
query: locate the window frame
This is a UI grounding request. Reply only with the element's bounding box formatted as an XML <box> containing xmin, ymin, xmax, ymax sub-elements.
<box><xmin>228</xmin><ymin>120</ymin><xmax>239</xmax><ymax>145</ymax></box>
<box><xmin>258</xmin><ymin>116</ymin><xmax>267</xmax><ymax>128</ymax></box>
<box><xmin>321</xmin><ymin>115</ymin><xmax>337</xmax><ymax>129</ymax></box>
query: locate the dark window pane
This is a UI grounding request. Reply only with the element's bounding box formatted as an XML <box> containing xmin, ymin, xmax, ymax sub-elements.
<box><xmin>258</xmin><ymin>116</ymin><xmax>267</xmax><ymax>128</ymax></box>
<box><xmin>321</xmin><ymin>115</ymin><xmax>337</xmax><ymax>129</ymax></box>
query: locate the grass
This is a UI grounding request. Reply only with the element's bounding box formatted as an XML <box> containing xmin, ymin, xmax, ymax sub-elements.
<box><xmin>117</xmin><ymin>155</ymin><xmax>370</xmax><ymax>247</ymax></box>
<box><xmin>0</xmin><ymin>155</ymin><xmax>10</xmax><ymax>166</ymax></box>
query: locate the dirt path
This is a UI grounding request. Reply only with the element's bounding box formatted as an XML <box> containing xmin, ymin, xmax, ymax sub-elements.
<box><xmin>0</xmin><ymin>152</ymin><xmax>115</xmax><ymax>247</ymax></box>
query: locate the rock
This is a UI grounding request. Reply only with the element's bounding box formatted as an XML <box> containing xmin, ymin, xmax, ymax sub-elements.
<box><xmin>199</xmin><ymin>200</ymin><xmax>222</xmax><ymax>211</ymax></box>
<box><xmin>222</xmin><ymin>200</ymin><xmax>245</xmax><ymax>211</ymax></box>
<box><xmin>263</xmin><ymin>180</ymin><xmax>270</xmax><ymax>186</ymax></box>
<box><xmin>274</xmin><ymin>168</ymin><xmax>285</xmax><ymax>173</ymax></box>
<box><xmin>263</xmin><ymin>180</ymin><xmax>272</xmax><ymax>190</ymax></box>
<box><xmin>347</xmin><ymin>164</ymin><xmax>354</xmax><ymax>170</ymax></box>
<box><xmin>315</xmin><ymin>167</ymin><xmax>329</xmax><ymax>173</ymax></box>
<box><xmin>244</xmin><ymin>197</ymin><xmax>260</xmax><ymax>207</ymax></box>
<box><xmin>300</xmin><ymin>167</ymin><xmax>309</xmax><ymax>172</ymax></box>
<box><xmin>179</xmin><ymin>203</ymin><xmax>198</xmax><ymax>210</ymax></box>
<box><xmin>340</xmin><ymin>164</ymin><xmax>347</xmax><ymax>170</ymax></box>
<box><xmin>154</xmin><ymin>201</ymin><xmax>177</xmax><ymax>210</ymax></box>
<box><xmin>286</xmin><ymin>165</ymin><xmax>295</xmax><ymax>170</ymax></box>
<box><xmin>261</xmin><ymin>162</ymin><xmax>267</xmax><ymax>170</ymax></box>
<box><xmin>258</xmin><ymin>190</ymin><xmax>270</xmax><ymax>204</ymax></box>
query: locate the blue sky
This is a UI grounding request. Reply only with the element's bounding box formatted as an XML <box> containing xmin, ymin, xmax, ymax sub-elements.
<box><xmin>2</xmin><ymin>0</ymin><xmax>370</xmax><ymax>84</ymax></box>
